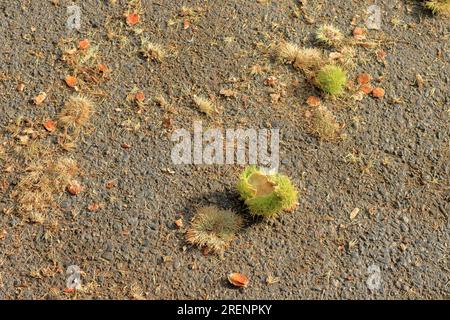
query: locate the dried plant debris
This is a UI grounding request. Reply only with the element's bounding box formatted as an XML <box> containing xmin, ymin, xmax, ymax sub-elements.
<box><xmin>331</xmin><ymin>46</ymin><xmax>356</xmax><ymax>70</ymax></box>
<box><xmin>293</xmin><ymin>47</ymin><xmax>324</xmax><ymax>73</ymax></box>
<box><xmin>275</xmin><ymin>41</ymin><xmax>302</xmax><ymax>64</ymax></box>
<box><xmin>33</xmin><ymin>92</ymin><xmax>47</xmax><ymax>105</ymax></box>
<box><xmin>11</xmin><ymin>157</ymin><xmax>79</xmax><ymax>223</ymax></box>
<box><xmin>58</xmin><ymin>95</ymin><xmax>93</xmax><ymax>132</ymax></box>
<box><xmin>316</xmin><ymin>24</ymin><xmax>344</xmax><ymax>47</ymax></box>
<box><xmin>315</xmin><ymin>64</ymin><xmax>347</xmax><ymax>96</ymax></box>
<box><xmin>309</xmin><ymin>105</ymin><xmax>341</xmax><ymax>141</ymax></box>
<box><xmin>140</xmin><ymin>39</ymin><xmax>165</xmax><ymax>62</ymax></box>
<box><xmin>275</xmin><ymin>42</ymin><xmax>324</xmax><ymax>73</ymax></box>
<box><xmin>179</xmin><ymin>6</ymin><xmax>195</xmax><ymax>17</ymax></box>
<box><xmin>237</xmin><ymin>166</ymin><xmax>298</xmax><ymax>218</ymax></box>
<box><xmin>193</xmin><ymin>95</ymin><xmax>216</xmax><ymax>116</ymax></box>
<box><xmin>56</xmin><ymin>95</ymin><xmax>94</xmax><ymax>150</ymax></box>
<box><xmin>126</xmin><ymin>12</ymin><xmax>141</xmax><ymax>26</ymax></box>
<box><xmin>424</xmin><ymin>0</ymin><xmax>450</xmax><ymax>16</ymax></box>
<box><xmin>186</xmin><ymin>206</ymin><xmax>243</xmax><ymax>254</ymax></box>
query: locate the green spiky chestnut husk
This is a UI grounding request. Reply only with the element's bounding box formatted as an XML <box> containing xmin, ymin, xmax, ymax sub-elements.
<box><xmin>315</xmin><ymin>64</ymin><xmax>347</xmax><ymax>96</ymax></box>
<box><xmin>237</xmin><ymin>166</ymin><xmax>297</xmax><ymax>218</ymax></box>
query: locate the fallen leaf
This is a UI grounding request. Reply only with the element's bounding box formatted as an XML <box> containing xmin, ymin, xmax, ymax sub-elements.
<box><xmin>201</xmin><ymin>247</ymin><xmax>210</xmax><ymax>256</ymax></box>
<box><xmin>121</xmin><ymin>143</ymin><xmax>131</xmax><ymax>149</ymax></box>
<box><xmin>372</xmin><ymin>87</ymin><xmax>385</xmax><ymax>98</ymax></box>
<box><xmin>350</xmin><ymin>207</ymin><xmax>360</xmax><ymax>220</ymax></box>
<box><xmin>228</xmin><ymin>273</ymin><xmax>249</xmax><ymax>288</ymax></box>
<box><xmin>16</xmin><ymin>83</ymin><xmax>25</xmax><ymax>92</ymax></box>
<box><xmin>135</xmin><ymin>91</ymin><xmax>145</xmax><ymax>102</ymax></box>
<box><xmin>174</xmin><ymin>219</ymin><xmax>183</xmax><ymax>228</ymax></box>
<box><xmin>183</xmin><ymin>19</ymin><xmax>190</xmax><ymax>30</ymax></box>
<box><xmin>106</xmin><ymin>180</ymin><xmax>116</xmax><ymax>189</ymax></box>
<box><xmin>376</xmin><ymin>49</ymin><xmax>387</xmax><ymax>61</ymax></box>
<box><xmin>63</xmin><ymin>287</ymin><xmax>76</xmax><ymax>293</ymax></box>
<box><xmin>353</xmin><ymin>27</ymin><xmax>365</xmax><ymax>36</ymax></box>
<box><xmin>360</xmin><ymin>84</ymin><xmax>373</xmax><ymax>94</ymax></box>
<box><xmin>98</xmin><ymin>64</ymin><xmax>109</xmax><ymax>73</ymax></box>
<box><xmin>162</xmin><ymin>117</ymin><xmax>173</xmax><ymax>129</ymax></box>
<box><xmin>87</xmin><ymin>203</ymin><xmax>100</xmax><ymax>212</ymax></box>
<box><xmin>357</xmin><ymin>73</ymin><xmax>371</xmax><ymax>85</ymax></box>
<box><xmin>67</xmin><ymin>180</ymin><xmax>82</xmax><ymax>195</ymax></box>
<box><xmin>33</xmin><ymin>92</ymin><xmax>47</xmax><ymax>105</ymax></box>
<box><xmin>43</xmin><ymin>119</ymin><xmax>57</xmax><ymax>132</ymax></box>
<box><xmin>65</xmin><ymin>75</ymin><xmax>78</xmax><ymax>88</ymax></box>
<box><xmin>306</xmin><ymin>95</ymin><xmax>321</xmax><ymax>107</ymax></box>
<box><xmin>0</xmin><ymin>229</ymin><xmax>7</xmax><ymax>241</ymax></box>
<box><xmin>78</xmin><ymin>39</ymin><xmax>90</xmax><ymax>50</ymax></box>
<box><xmin>353</xmin><ymin>27</ymin><xmax>366</xmax><ymax>40</ymax></box>
<box><xmin>126</xmin><ymin>12</ymin><xmax>140</xmax><ymax>25</ymax></box>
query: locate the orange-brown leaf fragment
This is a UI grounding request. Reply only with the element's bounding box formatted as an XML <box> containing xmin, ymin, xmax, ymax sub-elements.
<box><xmin>16</xmin><ymin>83</ymin><xmax>25</xmax><ymax>92</ymax></box>
<box><xmin>360</xmin><ymin>84</ymin><xmax>373</xmax><ymax>94</ymax></box>
<box><xmin>43</xmin><ymin>119</ymin><xmax>57</xmax><ymax>132</ymax></box>
<box><xmin>353</xmin><ymin>27</ymin><xmax>365</xmax><ymax>36</ymax></box>
<box><xmin>174</xmin><ymin>219</ymin><xmax>183</xmax><ymax>229</ymax></box>
<box><xmin>0</xmin><ymin>229</ymin><xmax>7</xmax><ymax>241</ymax></box>
<box><xmin>97</xmin><ymin>64</ymin><xmax>108</xmax><ymax>73</ymax></box>
<box><xmin>78</xmin><ymin>39</ymin><xmax>90</xmax><ymax>50</ymax></box>
<box><xmin>228</xmin><ymin>273</ymin><xmax>249</xmax><ymax>288</ymax></box>
<box><xmin>377</xmin><ymin>49</ymin><xmax>387</xmax><ymax>61</ymax></box>
<box><xmin>353</xmin><ymin>27</ymin><xmax>366</xmax><ymax>40</ymax></box>
<box><xmin>372</xmin><ymin>87</ymin><xmax>385</xmax><ymax>98</ymax></box>
<box><xmin>67</xmin><ymin>180</ymin><xmax>82</xmax><ymax>195</ymax></box>
<box><xmin>126</xmin><ymin>12</ymin><xmax>140</xmax><ymax>25</ymax></box>
<box><xmin>135</xmin><ymin>91</ymin><xmax>145</xmax><ymax>102</ymax></box>
<box><xmin>183</xmin><ymin>19</ymin><xmax>190</xmax><ymax>30</ymax></box>
<box><xmin>33</xmin><ymin>92</ymin><xmax>47</xmax><ymax>105</ymax></box>
<box><xmin>87</xmin><ymin>203</ymin><xmax>100</xmax><ymax>212</ymax></box>
<box><xmin>357</xmin><ymin>73</ymin><xmax>371</xmax><ymax>85</ymax></box>
<box><xmin>106</xmin><ymin>180</ymin><xmax>116</xmax><ymax>189</ymax></box>
<box><xmin>65</xmin><ymin>75</ymin><xmax>78</xmax><ymax>88</ymax></box>
<box><xmin>306</xmin><ymin>95</ymin><xmax>321</xmax><ymax>107</ymax></box>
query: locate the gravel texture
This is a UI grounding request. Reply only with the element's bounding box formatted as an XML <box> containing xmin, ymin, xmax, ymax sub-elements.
<box><xmin>0</xmin><ymin>0</ymin><xmax>448</xmax><ymax>299</ymax></box>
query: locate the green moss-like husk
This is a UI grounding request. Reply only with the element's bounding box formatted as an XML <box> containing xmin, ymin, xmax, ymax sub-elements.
<box><xmin>315</xmin><ymin>64</ymin><xmax>347</xmax><ymax>96</ymax></box>
<box><xmin>237</xmin><ymin>166</ymin><xmax>297</xmax><ymax>218</ymax></box>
